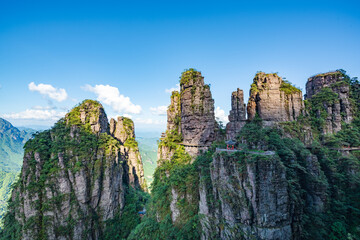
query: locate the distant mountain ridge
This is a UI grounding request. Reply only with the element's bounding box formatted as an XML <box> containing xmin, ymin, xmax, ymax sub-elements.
<box><xmin>0</xmin><ymin>118</ymin><xmax>35</xmax><ymax>221</ymax></box>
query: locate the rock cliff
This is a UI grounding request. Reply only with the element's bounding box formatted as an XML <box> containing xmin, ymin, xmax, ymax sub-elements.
<box><xmin>158</xmin><ymin>69</ymin><xmax>217</xmax><ymax>161</ymax></box>
<box><xmin>200</xmin><ymin>152</ymin><xmax>293</xmax><ymax>240</ymax></box>
<box><xmin>305</xmin><ymin>71</ymin><xmax>353</xmax><ymax>134</ymax></box>
<box><xmin>180</xmin><ymin>69</ymin><xmax>216</xmax><ymax>148</ymax></box>
<box><xmin>226</xmin><ymin>88</ymin><xmax>247</xmax><ymax>140</ymax></box>
<box><xmin>110</xmin><ymin>116</ymin><xmax>147</xmax><ymax>191</ymax></box>
<box><xmin>247</xmin><ymin>72</ymin><xmax>304</xmax><ymax>124</ymax></box>
<box><xmin>1</xmin><ymin>100</ymin><xmax>147</xmax><ymax>240</ymax></box>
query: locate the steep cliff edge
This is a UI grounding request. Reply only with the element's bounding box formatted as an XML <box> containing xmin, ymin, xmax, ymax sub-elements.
<box><xmin>0</xmin><ymin>100</ymin><xmax>148</xmax><ymax>240</ymax></box>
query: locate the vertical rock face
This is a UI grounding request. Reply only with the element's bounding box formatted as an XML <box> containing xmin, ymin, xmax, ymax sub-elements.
<box><xmin>156</xmin><ymin>69</ymin><xmax>217</xmax><ymax>224</ymax></box>
<box><xmin>110</xmin><ymin>116</ymin><xmax>147</xmax><ymax>190</ymax></box>
<box><xmin>226</xmin><ymin>88</ymin><xmax>247</xmax><ymax>140</ymax></box>
<box><xmin>200</xmin><ymin>153</ymin><xmax>293</xmax><ymax>240</ymax></box>
<box><xmin>305</xmin><ymin>71</ymin><xmax>353</xmax><ymax>134</ymax></box>
<box><xmin>157</xmin><ymin>91</ymin><xmax>181</xmax><ymax>162</ymax></box>
<box><xmin>158</xmin><ymin>69</ymin><xmax>217</xmax><ymax>161</ymax></box>
<box><xmin>180</xmin><ymin>69</ymin><xmax>216</xmax><ymax>148</ymax></box>
<box><xmin>247</xmin><ymin>72</ymin><xmax>303</xmax><ymax>124</ymax></box>
<box><xmin>3</xmin><ymin>100</ymin><xmax>146</xmax><ymax>240</ymax></box>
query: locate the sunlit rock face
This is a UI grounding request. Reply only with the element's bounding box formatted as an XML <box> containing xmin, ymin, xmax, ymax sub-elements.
<box><xmin>247</xmin><ymin>72</ymin><xmax>304</xmax><ymax>125</ymax></box>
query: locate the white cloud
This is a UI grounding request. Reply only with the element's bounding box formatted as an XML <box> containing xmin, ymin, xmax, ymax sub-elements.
<box><xmin>84</xmin><ymin>84</ymin><xmax>141</xmax><ymax>114</ymax></box>
<box><xmin>150</xmin><ymin>106</ymin><xmax>167</xmax><ymax>116</ymax></box>
<box><xmin>215</xmin><ymin>107</ymin><xmax>228</xmax><ymax>123</ymax></box>
<box><xmin>28</xmin><ymin>82</ymin><xmax>68</xmax><ymax>102</ymax></box>
<box><xmin>2</xmin><ymin>109</ymin><xmax>66</xmax><ymax>121</ymax></box>
<box><xmin>165</xmin><ymin>84</ymin><xmax>180</xmax><ymax>94</ymax></box>
<box><xmin>32</xmin><ymin>105</ymin><xmax>57</xmax><ymax>110</ymax></box>
<box><xmin>134</xmin><ymin>118</ymin><xmax>165</xmax><ymax>125</ymax></box>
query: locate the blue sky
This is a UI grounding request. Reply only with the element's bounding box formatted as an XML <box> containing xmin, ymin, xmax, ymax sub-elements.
<box><xmin>0</xmin><ymin>0</ymin><xmax>359</xmax><ymax>132</ymax></box>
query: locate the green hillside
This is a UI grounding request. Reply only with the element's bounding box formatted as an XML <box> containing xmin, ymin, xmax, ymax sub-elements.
<box><xmin>137</xmin><ymin>137</ymin><xmax>158</xmax><ymax>188</ymax></box>
<box><xmin>0</xmin><ymin>119</ymin><xmax>35</xmax><ymax>221</ymax></box>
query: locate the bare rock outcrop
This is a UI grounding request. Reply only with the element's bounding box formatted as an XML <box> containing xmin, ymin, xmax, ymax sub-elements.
<box><xmin>305</xmin><ymin>71</ymin><xmax>353</xmax><ymax>134</ymax></box>
<box><xmin>247</xmin><ymin>72</ymin><xmax>304</xmax><ymax>125</ymax></box>
<box><xmin>158</xmin><ymin>69</ymin><xmax>217</xmax><ymax>161</ymax></box>
<box><xmin>226</xmin><ymin>88</ymin><xmax>247</xmax><ymax>140</ymax></box>
<box><xmin>110</xmin><ymin>116</ymin><xmax>147</xmax><ymax>190</ymax></box>
<box><xmin>180</xmin><ymin>69</ymin><xmax>216</xmax><ymax>148</ymax></box>
<box><xmin>200</xmin><ymin>153</ymin><xmax>293</xmax><ymax>240</ymax></box>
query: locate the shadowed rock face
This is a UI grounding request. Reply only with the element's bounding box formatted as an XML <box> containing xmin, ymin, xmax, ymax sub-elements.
<box><xmin>226</xmin><ymin>88</ymin><xmax>247</xmax><ymax>140</ymax></box>
<box><xmin>305</xmin><ymin>71</ymin><xmax>353</xmax><ymax>134</ymax></box>
<box><xmin>4</xmin><ymin>100</ymin><xmax>146</xmax><ymax>240</ymax></box>
<box><xmin>198</xmin><ymin>151</ymin><xmax>328</xmax><ymax>240</ymax></box>
<box><xmin>110</xmin><ymin>116</ymin><xmax>147</xmax><ymax>190</ymax></box>
<box><xmin>247</xmin><ymin>72</ymin><xmax>304</xmax><ymax>124</ymax></box>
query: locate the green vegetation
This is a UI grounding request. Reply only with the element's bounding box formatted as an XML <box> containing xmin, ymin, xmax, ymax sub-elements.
<box><xmin>0</xmin><ymin>118</ymin><xmax>34</xmax><ymax>225</ymax></box>
<box><xmin>0</xmin><ymin>101</ymin><xmax>149</xmax><ymax>239</ymax></box>
<box><xmin>308</xmin><ymin>87</ymin><xmax>339</xmax><ymax>131</ymax></box>
<box><xmin>137</xmin><ymin>137</ymin><xmax>158</xmax><ymax>187</ymax></box>
<box><xmin>128</xmin><ymin>146</ymin><xmax>203</xmax><ymax>240</ymax></box>
<box><xmin>66</xmin><ymin>99</ymin><xmax>102</xmax><ymax>133</ymax></box>
<box><xmin>179</xmin><ymin>68</ymin><xmax>200</xmax><ymax>86</ymax></box>
<box><xmin>280</xmin><ymin>80</ymin><xmax>301</xmax><ymax>95</ymax></box>
<box><xmin>104</xmin><ymin>187</ymin><xmax>149</xmax><ymax>239</ymax></box>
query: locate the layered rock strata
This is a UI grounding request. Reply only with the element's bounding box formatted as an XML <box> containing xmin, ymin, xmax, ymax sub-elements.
<box><xmin>180</xmin><ymin>70</ymin><xmax>216</xmax><ymax>148</ymax></box>
<box><xmin>158</xmin><ymin>69</ymin><xmax>217</xmax><ymax>160</ymax></box>
<box><xmin>247</xmin><ymin>72</ymin><xmax>304</xmax><ymax>125</ymax></box>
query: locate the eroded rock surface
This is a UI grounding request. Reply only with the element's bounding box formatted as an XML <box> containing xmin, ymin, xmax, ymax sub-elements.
<box><xmin>247</xmin><ymin>72</ymin><xmax>303</xmax><ymax>124</ymax></box>
<box><xmin>226</xmin><ymin>88</ymin><xmax>247</xmax><ymax>140</ymax></box>
<box><xmin>305</xmin><ymin>71</ymin><xmax>353</xmax><ymax>134</ymax></box>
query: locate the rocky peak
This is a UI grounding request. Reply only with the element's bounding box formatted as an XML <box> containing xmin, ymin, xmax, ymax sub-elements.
<box><xmin>229</xmin><ymin>88</ymin><xmax>247</xmax><ymax>122</ymax></box>
<box><xmin>179</xmin><ymin>69</ymin><xmax>216</xmax><ymax>148</ymax></box>
<box><xmin>1</xmin><ymin>100</ymin><xmax>147</xmax><ymax>239</ymax></box>
<box><xmin>305</xmin><ymin>71</ymin><xmax>353</xmax><ymax>134</ymax></box>
<box><xmin>110</xmin><ymin>116</ymin><xmax>135</xmax><ymax>144</ymax></box>
<box><xmin>158</xmin><ymin>69</ymin><xmax>217</xmax><ymax>160</ymax></box>
<box><xmin>65</xmin><ymin>99</ymin><xmax>109</xmax><ymax>135</ymax></box>
<box><xmin>110</xmin><ymin>116</ymin><xmax>147</xmax><ymax>190</ymax></box>
<box><xmin>226</xmin><ymin>88</ymin><xmax>247</xmax><ymax>140</ymax></box>
<box><xmin>247</xmin><ymin>72</ymin><xmax>303</xmax><ymax>124</ymax></box>
<box><xmin>305</xmin><ymin>71</ymin><xmax>345</xmax><ymax>99</ymax></box>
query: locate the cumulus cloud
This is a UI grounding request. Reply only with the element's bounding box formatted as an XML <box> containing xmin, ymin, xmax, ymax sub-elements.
<box><xmin>165</xmin><ymin>84</ymin><xmax>180</xmax><ymax>94</ymax></box>
<box><xmin>28</xmin><ymin>82</ymin><xmax>68</xmax><ymax>102</ymax></box>
<box><xmin>2</xmin><ymin>109</ymin><xmax>66</xmax><ymax>121</ymax></box>
<box><xmin>150</xmin><ymin>106</ymin><xmax>167</xmax><ymax>116</ymax></box>
<box><xmin>84</xmin><ymin>84</ymin><xmax>141</xmax><ymax>114</ymax></box>
<box><xmin>215</xmin><ymin>107</ymin><xmax>229</xmax><ymax>123</ymax></box>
